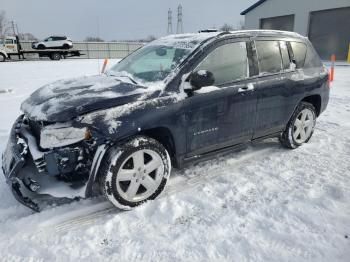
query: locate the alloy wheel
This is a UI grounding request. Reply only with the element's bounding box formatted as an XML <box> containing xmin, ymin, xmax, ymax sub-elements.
<box><xmin>115</xmin><ymin>149</ymin><xmax>165</xmax><ymax>203</ymax></box>
<box><xmin>293</xmin><ymin>108</ymin><xmax>315</xmax><ymax>144</ymax></box>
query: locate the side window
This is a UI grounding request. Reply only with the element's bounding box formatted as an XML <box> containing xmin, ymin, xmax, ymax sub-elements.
<box><xmin>255</xmin><ymin>41</ymin><xmax>282</xmax><ymax>74</ymax></box>
<box><xmin>279</xmin><ymin>41</ymin><xmax>291</xmax><ymax>70</ymax></box>
<box><xmin>5</xmin><ymin>39</ymin><xmax>13</xmax><ymax>44</ymax></box>
<box><xmin>290</xmin><ymin>42</ymin><xmax>307</xmax><ymax>68</ymax></box>
<box><xmin>195</xmin><ymin>42</ymin><xmax>249</xmax><ymax>85</ymax></box>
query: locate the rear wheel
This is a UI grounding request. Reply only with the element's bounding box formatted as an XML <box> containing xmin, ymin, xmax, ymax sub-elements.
<box><xmin>0</xmin><ymin>54</ymin><xmax>5</xmax><ymax>62</ymax></box>
<box><xmin>37</xmin><ymin>44</ymin><xmax>45</xmax><ymax>49</ymax></box>
<box><xmin>280</xmin><ymin>102</ymin><xmax>316</xmax><ymax>149</ymax></box>
<box><xmin>50</xmin><ymin>52</ymin><xmax>61</xmax><ymax>60</ymax></box>
<box><xmin>62</xmin><ymin>44</ymin><xmax>70</xmax><ymax>49</ymax></box>
<box><xmin>99</xmin><ymin>136</ymin><xmax>171</xmax><ymax>210</ymax></box>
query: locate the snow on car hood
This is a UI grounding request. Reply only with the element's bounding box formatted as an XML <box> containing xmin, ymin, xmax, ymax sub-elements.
<box><xmin>21</xmin><ymin>75</ymin><xmax>160</xmax><ymax>122</ymax></box>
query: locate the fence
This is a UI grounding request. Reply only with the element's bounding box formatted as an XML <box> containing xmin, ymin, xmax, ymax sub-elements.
<box><xmin>20</xmin><ymin>41</ymin><xmax>144</xmax><ymax>59</ymax></box>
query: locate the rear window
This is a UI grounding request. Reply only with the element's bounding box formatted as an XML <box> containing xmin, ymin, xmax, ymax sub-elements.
<box><xmin>290</xmin><ymin>42</ymin><xmax>307</xmax><ymax>68</ymax></box>
<box><xmin>255</xmin><ymin>41</ymin><xmax>282</xmax><ymax>74</ymax></box>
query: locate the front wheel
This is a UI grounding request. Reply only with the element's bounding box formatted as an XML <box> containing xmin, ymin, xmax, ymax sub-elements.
<box><xmin>0</xmin><ymin>54</ymin><xmax>5</xmax><ymax>62</ymax></box>
<box><xmin>99</xmin><ymin>136</ymin><xmax>171</xmax><ymax>210</ymax></box>
<box><xmin>280</xmin><ymin>102</ymin><xmax>316</xmax><ymax>149</ymax></box>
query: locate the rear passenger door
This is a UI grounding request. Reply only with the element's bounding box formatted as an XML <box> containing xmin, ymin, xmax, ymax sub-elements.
<box><xmin>253</xmin><ymin>40</ymin><xmax>295</xmax><ymax>138</ymax></box>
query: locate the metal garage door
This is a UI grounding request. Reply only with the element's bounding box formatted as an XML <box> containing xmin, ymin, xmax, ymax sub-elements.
<box><xmin>308</xmin><ymin>7</ymin><xmax>350</xmax><ymax>60</ymax></box>
<box><xmin>260</xmin><ymin>15</ymin><xmax>295</xmax><ymax>31</ymax></box>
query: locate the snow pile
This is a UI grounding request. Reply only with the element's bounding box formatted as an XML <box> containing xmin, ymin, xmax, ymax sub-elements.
<box><xmin>0</xmin><ymin>60</ymin><xmax>349</xmax><ymax>261</ymax></box>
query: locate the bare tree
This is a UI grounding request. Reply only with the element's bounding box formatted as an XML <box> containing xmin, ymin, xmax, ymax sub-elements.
<box><xmin>85</xmin><ymin>36</ymin><xmax>104</xmax><ymax>42</ymax></box>
<box><xmin>145</xmin><ymin>35</ymin><xmax>156</xmax><ymax>42</ymax></box>
<box><xmin>220</xmin><ymin>23</ymin><xmax>234</xmax><ymax>32</ymax></box>
<box><xmin>18</xmin><ymin>33</ymin><xmax>38</xmax><ymax>41</ymax></box>
<box><xmin>236</xmin><ymin>20</ymin><xmax>245</xmax><ymax>30</ymax></box>
<box><xmin>220</xmin><ymin>20</ymin><xmax>245</xmax><ymax>32</ymax></box>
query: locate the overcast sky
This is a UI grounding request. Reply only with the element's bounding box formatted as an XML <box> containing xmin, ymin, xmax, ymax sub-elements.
<box><xmin>0</xmin><ymin>0</ymin><xmax>256</xmax><ymax>41</ymax></box>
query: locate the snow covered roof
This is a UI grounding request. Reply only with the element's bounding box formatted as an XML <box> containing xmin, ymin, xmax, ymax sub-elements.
<box><xmin>149</xmin><ymin>32</ymin><xmax>222</xmax><ymax>49</ymax></box>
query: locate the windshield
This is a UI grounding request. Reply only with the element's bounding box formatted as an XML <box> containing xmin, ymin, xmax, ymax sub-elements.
<box><xmin>108</xmin><ymin>45</ymin><xmax>192</xmax><ymax>83</ymax></box>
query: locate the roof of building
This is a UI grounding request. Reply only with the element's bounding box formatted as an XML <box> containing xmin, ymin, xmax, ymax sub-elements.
<box><xmin>240</xmin><ymin>0</ymin><xmax>268</xmax><ymax>15</ymax></box>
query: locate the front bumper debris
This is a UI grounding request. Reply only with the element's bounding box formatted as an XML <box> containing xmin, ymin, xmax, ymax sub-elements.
<box><xmin>1</xmin><ymin>115</ymin><xmax>40</xmax><ymax>212</ymax></box>
<box><xmin>2</xmin><ymin>115</ymin><xmax>106</xmax><ymax>212</ymax></box>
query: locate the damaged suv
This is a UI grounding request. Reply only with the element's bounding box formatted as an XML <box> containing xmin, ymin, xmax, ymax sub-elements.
<box><xmin>2</xmin><ymin>30</ymin><xmax>329</xmax><ymax>212</ymax></box>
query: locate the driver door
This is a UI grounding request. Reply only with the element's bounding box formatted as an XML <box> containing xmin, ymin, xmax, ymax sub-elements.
<box><xmin>184</xmin><ymin>40</ymin><xmax>258</xmax><ymax>157</ymax></box>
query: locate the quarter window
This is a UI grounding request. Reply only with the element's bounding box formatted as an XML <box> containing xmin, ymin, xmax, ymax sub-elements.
<box><xmin>195</xmin><ymin>42</ymin><xmax>249</xmax><ymax>85</ymax></box>
<box><xmin>255</xmin><ymin>41</ymin><xmax>282</xmax><ymax>74</ymax></box>
<box><xmin>290</xmin><ymin>42</ymin><xmax>307</xmax><ymax>68</ymax></box>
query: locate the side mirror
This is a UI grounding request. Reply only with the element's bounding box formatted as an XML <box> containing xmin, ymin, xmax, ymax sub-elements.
<box><xmin>189</xmin><ymin>70</ymin><xmax>215</xmax><ymax>90</ymax></box>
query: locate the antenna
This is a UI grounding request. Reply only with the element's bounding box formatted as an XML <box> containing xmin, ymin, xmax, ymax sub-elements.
<box><xmin>167</xmin><ymin>8</ymin><xmax>173</xmax><ymax>35</ymax></box>
<box><xmin>176</xmin><ymin>4</ymin><xmax>183</xmax><ymax>34</ymax></box>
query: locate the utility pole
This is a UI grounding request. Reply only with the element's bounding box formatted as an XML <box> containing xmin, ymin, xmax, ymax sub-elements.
<box><xmin>11</xmin><ymin>21</ymin><xmax>16</xmax><ymax>35</ymax></box>
<box><xmin>167</xmin><ymin>8</ymin><xmax>173</xmax><ymax>35</ymax></box>
<box><xmin>176</xmin><ymin>4</ymin><xmax>183</xmax><ymax>34</ymax></box>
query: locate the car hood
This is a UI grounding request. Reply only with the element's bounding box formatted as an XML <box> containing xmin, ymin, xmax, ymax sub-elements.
<box><xmin>21</xmin><ymin>75</ymin><xmax>160</xmax><ymax>122</ymax></box>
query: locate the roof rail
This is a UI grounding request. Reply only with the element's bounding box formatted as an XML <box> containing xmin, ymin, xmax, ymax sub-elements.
<box><xmin>198</xmin><ymin>29</ymin><xmax>220</xmax><ymax>33</ymax></box>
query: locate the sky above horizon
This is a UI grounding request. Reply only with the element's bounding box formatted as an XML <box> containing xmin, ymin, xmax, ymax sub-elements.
<box><xmin>0</xmin><ymin>0</ymin><xmax>256</xmax><ymax>41</ymax></box>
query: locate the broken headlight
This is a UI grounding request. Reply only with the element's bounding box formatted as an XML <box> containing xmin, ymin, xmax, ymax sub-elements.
<box><xmin>40</xmin><ymin>123</ymin><xmax>91</xmax><ymax>149</ymax></box>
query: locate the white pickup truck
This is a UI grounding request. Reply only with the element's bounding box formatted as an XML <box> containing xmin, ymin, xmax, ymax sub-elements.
<box><xmin>0</xmin><ymin>36</ymin><xmax>83</xmax><ymax>62</ymax></box>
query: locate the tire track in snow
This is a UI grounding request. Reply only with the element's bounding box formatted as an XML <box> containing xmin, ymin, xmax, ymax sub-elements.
<box><xmin>39</xmin><ymin>146</ymin><xmax>273</xmax><ymax>234</ymax></box>
<box><xmin>40</xmin><ymin>123</ymin><xmax>346</xmax><ymax>234</ymax></box>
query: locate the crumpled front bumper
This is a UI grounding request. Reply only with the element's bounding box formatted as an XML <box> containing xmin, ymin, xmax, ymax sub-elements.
<box><xmin>2</xmin><ymin>115</ymin><xmax>109</xmax><ymax>212</ymax></box>
<box><xmin>1</xmin><ymin>115</ymin><xmax>40</xmax><ymax>212</ymax></box>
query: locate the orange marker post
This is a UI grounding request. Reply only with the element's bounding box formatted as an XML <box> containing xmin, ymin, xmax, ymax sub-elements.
<box><xmin>101</xmin><ymin>58</ymin><xmax>108</xmax><ymax>74</ymax></box>
<box><xmin>330</xmin><ymin>54</ymin><xmax>335</xmax><ymax>82</ymax></box>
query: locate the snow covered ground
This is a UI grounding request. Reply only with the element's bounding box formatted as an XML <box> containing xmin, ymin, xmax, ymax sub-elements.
<box><xmin>0</xmin><ymin>59</ymin><xmax>349</xmax><ymax>261</ymax></box>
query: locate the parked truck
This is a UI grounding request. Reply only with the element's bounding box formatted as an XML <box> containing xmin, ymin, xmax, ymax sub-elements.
<box><xmin>0</xmin><ymin>36</ymin><xmax>83</xmax><ymax>62</ymax></box>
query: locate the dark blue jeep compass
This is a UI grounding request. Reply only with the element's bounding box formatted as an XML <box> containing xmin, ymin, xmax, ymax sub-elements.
<box><xmin>2</xmin><ymin>30</ymin><xmax>329</xmax><ymax>211</ymax></box>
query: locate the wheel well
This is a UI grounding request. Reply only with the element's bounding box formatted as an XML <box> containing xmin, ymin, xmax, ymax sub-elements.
<box><xmin>141</xmin><ymin>127</ymin><xmax>178</xmax><ymax>168</ymax></box>
<box><xmin>301</xmin><ymin>95</ymin><xmax>321</xmax><ymax>116</ymax></box>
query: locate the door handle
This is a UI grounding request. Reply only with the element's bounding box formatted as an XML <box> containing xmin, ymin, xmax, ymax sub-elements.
<box><xmin>238</xmin><ymin>83</ymin><xmax>254</xmax><ymax>93</ymax></box>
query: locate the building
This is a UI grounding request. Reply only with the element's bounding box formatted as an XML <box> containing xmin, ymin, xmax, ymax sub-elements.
<box><xmin>241</xmin><ymin>0</ymin><xmax>350</xmax><ymax>60</ymax></box>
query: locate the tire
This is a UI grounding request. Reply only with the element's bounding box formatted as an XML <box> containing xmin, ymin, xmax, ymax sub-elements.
<box><xmin>50</xmin><ymin>52</ymin><xmax>61</xmax><ymax>60</ymax></box>
<box><xmin>280</xmin><ymin>102</ymin><xmax>316</xmax><ymax>149</ymax></box>
<box><xmin>37</xmin><ymin>44</ymin><xmax>45</xmax><ymax>50</ymax></box>
<box><xmin>62</xmin><ymin>44</ymin><xmax>70</xmax><ymax>49</ymax></box>
<box><xmin>0</xmin><ymin>54</ymin><xmax>5</xmax><ymax>62</ymax></box>
<box><xmin>98</xmin><ymin>136</ymin><xmax>171</xmax><ymax>210</ymax></box>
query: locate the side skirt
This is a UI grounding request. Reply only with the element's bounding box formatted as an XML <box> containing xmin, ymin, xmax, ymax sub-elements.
<box><xmin>181</xmin><ymin>132</ymin><xmax>281</xmax><ymax>168</ymax></box>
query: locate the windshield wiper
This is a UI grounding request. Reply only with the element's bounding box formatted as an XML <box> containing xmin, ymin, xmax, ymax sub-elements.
<box><xmin>107</xmin><ymin>72</ymin><xmax>139</xmax><ymax>85</ymax></box>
